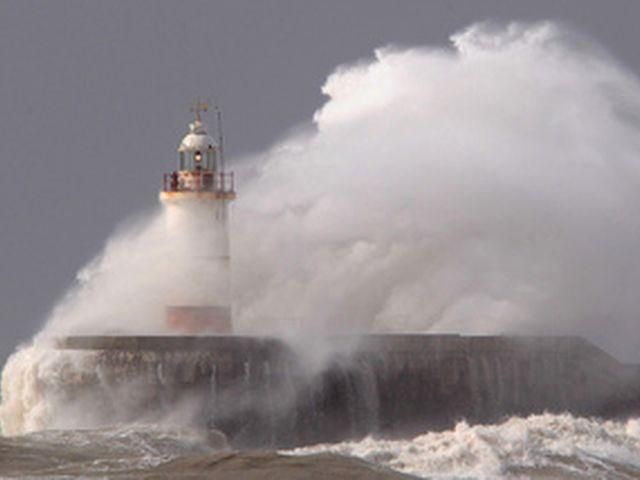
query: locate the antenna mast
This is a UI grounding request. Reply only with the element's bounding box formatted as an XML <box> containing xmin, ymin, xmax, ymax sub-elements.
<box><xmin>215</xmin><ymin>104</ymin><xmax>225</xmax><ymax>172</ymax></box>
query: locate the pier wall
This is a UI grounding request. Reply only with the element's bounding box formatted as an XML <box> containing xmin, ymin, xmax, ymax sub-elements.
<box><xmin>55</xmin><ymin>335</ymin><xmax>640</xmax><ymax>448</ymax></box>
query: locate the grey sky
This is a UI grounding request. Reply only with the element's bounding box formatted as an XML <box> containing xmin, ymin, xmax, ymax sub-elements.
<box><xmin>1</xmin><ymin>0</ymin><xmax>639</xmax><ymax>364</ymax></box>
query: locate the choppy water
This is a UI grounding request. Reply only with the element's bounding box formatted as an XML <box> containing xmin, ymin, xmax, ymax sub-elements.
<box><xmin>3</xmin><ymin>413</ymin><xmax>640</xmax><ymax>479</ymax></box>
<box><xmin>0</xmin><ymin>424</ymin><xmax>409</xmax><ymax>479</ymax></box>
<box><xmin>0</xmin><ymin>425</ymin><xmax>212</xmax><ymax>478</ymax></box>
<box><xmin>292</xmin><ymin>413</ymin><xmax>640</xmax><ymax>479</ymax></box>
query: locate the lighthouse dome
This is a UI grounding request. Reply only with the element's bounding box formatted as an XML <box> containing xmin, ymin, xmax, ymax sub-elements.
<box><xmin>178</xmin><ymin>120</ymin><xmax>217</xmax><ymax>152</ymax></box>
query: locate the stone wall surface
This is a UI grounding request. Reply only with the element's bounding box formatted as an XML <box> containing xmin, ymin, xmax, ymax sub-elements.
<box><xmin>55</xmin><ymin>335</ymin><xmax>640</xmax><ymax>448</ymax></box>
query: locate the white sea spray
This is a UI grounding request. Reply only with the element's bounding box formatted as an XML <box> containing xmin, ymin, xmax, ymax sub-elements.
<box><xmin>288</xmin><ymin>413</ymin><xmax>640</xmax><ymax>478</ymax></box>
<box><xmin>231</xmin><ymin>22</ymin><xmax>640</xmax><ymax>362</ymax></box>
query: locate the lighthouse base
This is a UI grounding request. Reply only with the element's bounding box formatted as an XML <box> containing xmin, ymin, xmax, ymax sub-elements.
<box><xmin>165</xmin><ymin>305</ymin><xmax>232</xmax><ymax>334</ymax></box>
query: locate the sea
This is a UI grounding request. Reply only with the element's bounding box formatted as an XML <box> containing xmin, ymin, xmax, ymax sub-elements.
<box><xmin>2</xmin><ymin>413</ymin><xmax>640</xmax><ymax>479</ymax></box>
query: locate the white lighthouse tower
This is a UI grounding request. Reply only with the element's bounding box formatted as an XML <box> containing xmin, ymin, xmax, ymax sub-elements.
<box><xmin>159</xmin><ymin>101</ymin><xmax>236</xmax><ymax>333</ymax></box>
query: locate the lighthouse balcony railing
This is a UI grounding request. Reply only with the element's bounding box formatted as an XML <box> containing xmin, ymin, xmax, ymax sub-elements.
<box><xmin>162</xmin><ymin>171</ymin><xmax>235</xmax><ymax>193</ymax></box>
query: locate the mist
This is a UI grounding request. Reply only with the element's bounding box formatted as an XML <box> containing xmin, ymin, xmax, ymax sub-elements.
<box><xmin>230</xmin><ymin>21</ymin><xmax>640</xmax><ymax>360</ymax></box>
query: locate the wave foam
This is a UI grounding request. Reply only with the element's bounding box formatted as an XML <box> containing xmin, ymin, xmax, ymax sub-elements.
<box><xmin>288</xmin><ymin>413</ymin><xmax>640</xmax><ymax>479</ymax></box>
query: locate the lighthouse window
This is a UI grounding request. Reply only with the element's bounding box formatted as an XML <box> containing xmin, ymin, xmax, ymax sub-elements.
<box><xmin>179</xmin><ymin>152</ymin><xmax>185</xmax><ymax>170</ymax></box>
<box><xmin>194</xmin><ymin>151</ymin><xmax>202</xmax><ymax>162</ymax></box>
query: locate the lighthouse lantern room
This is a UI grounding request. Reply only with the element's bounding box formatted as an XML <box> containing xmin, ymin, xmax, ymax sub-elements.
<box><xmin>162</xmin><ymin>101</ymin><xmax>236</xmax><ymax>200</ymax></box>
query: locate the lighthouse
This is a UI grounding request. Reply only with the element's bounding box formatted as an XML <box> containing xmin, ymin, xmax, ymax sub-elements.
<box><xmin>159</xmin><ymin>102</ymin><xmax>236</xmax><ymax>334</ymax></box>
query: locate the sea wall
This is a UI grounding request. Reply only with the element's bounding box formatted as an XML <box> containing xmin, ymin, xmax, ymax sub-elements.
<box><xmin>55</xmin><ymin>334</ymin><xmax>640</xmax><ymax>448</ymax></box>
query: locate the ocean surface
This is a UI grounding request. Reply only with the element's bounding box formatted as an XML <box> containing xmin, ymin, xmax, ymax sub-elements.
<box><xmin>3</xmin><ymin>413</ymin><xmax>640</xmax><ymax>479</ymax></box>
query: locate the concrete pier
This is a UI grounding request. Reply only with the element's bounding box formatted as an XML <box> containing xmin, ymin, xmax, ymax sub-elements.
<box><xmin>55</xmin><ymin>334</ymin><xmax>640</xmax><ymax>448</ymax></box>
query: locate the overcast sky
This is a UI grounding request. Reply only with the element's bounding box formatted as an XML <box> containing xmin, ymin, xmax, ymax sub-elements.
<box><xmin>1</xmin><ymin>0</ymin><xmax>639</xmax><ymax>364</ymax></box>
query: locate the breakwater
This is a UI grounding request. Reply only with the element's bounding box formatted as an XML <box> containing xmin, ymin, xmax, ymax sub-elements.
<box><xmin>54</xmin><ymin>334</ymin><xmax>640</xmax><ymax>448</ymax></box>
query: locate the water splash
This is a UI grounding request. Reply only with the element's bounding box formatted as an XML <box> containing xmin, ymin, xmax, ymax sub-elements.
<box><xmin>231</xmin><ymin>21</ymin><xmax>640</xmax><ymax>361</ymax></box>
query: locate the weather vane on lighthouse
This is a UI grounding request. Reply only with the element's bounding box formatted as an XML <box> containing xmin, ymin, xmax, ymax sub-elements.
<box><xmin>190</xmin><ymin>99</ymin><xmax>208</xmax><ymax>122</ymax></box>
<box><xmin>159</xmin><ymin>101</ymin><xmax>236</xmax><ymax>334</ymax></box>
